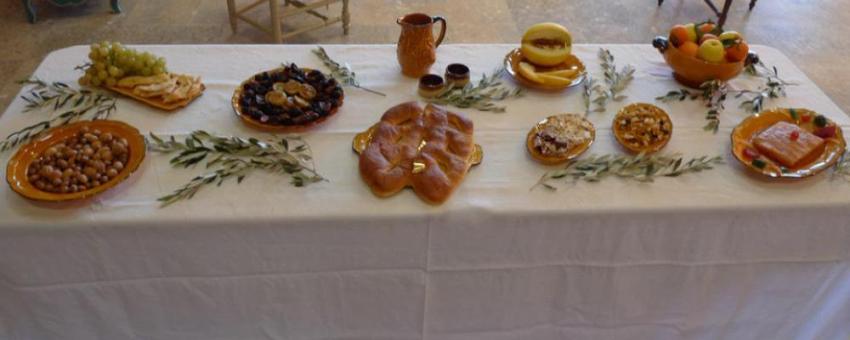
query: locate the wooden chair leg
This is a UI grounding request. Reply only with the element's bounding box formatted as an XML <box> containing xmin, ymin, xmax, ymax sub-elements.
<box><xmin>658</xmin><ymin>0</ymin><xmax>664</xmax><ymax>6</ymax></box>
<box><xmin>717</xmin><ymin>0</ymin><xmax>733</xmax><ymax>28</ymax></box>
<box><xmin>342</xmin><ymin>0</ymin><xmax>350</xmax><ymax>34</ymax></box>
<box><xmin>749</xmin><ymin>0</ymin><xmax>757</xmax><ymax>10</ymax></box>
<box><xmin>269</xmin><ymin>0</ymin><xmax>282</xmax><ymax>43</ymax></box>
<box><xmin>110</xmin><ymin>0</ymin><xmax>122</xmax><ymax>13</ymax></box>
<box><xmin>23</xmin><ymin>0</ymin><xmax>36</xmax><ymax>23</ymax></box>
<box><xmin>226</xmin><ymin>0</ymin><xmax>237</xmax><ymax>33</ymax></box>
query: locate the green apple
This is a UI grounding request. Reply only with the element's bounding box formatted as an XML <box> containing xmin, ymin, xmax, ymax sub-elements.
<box><xmin>697</xmin><ymin>39</ymin><xmax>726</xmax><ymax>63</ymax></box>
<box><xmin>718</xmin><ymin>31</ymin><xmax>742</xmax><ymax>41</ymax></box>
<box><xmin>684</xmin><ymin>23</ymin><xmax>698</xmax><ymax>42</ymax></box>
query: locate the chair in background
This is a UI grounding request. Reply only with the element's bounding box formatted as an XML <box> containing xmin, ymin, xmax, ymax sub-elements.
<box><xmin>24</xmin><ymin>0</ymin><xmax>121</xmax><ymax>23</ymax></box>
<box><xmin>226</xmin><ymin>0</ymin><xmax>350</xmax><ymax>43</ymax></box>
<box><xmin>657</xmin><ymin>0</ymin><xmax>758</xmax><ymax>28</ymax></box>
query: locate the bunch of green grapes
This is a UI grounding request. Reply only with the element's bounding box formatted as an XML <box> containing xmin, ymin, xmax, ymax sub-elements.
<box><xmin>79</xmin><ymin>41</ymin><xmax>168</xmax><ymax>87</ymax></box>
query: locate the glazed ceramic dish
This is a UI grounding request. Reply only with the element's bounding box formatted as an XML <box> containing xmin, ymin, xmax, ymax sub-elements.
<box><xmin>653</xmin><ymin>36</ymin><xmax>757</xmax><ymax>88</ymax></box>
<box><xmin>504</xmin><ymin>48</ymin><xmax>585</xmax><ymax>91</ymax></box>
<box><xmin>6</xmin><ymin>120</ymin><xmax>146</xmax><ymax>202</ymax></box>
<box><xmin>613</xmin><ymin>103</ymin><xmax>673</xmax><ymax>154</ymax></box>
<box><xmin>232</xmin><ymin>66</ymin><xmax>344</xmax><ymax>133</ymax></box>
<box><xmin>731</xmin><ymin>108</ymin><xmax>846</xmax><ymax>178</ymax></box>
<box><xmin>526</xmin><ymin>114</ymin><xmax>595</xmax><ymax>165</ymax></box>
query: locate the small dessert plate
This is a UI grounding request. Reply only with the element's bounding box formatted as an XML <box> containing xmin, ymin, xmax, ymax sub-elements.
<box><xmin>526</xmin><ymin>114</ymin><xmax>595</xmax><ymax>165</ymax></box>
<box><xmin>613</xmin><ymin>103</ymin><xmax>673</xmax><ymax>154</ymax></box>
<box><xmin>731</xmin><ymin>108</ymin><xmax>846</xmax><ymax>178</ymax></box>
<box><xmin>504</xmin><ymin>48</ymin><xmax>585</xmax><ymax>91</ymax></box>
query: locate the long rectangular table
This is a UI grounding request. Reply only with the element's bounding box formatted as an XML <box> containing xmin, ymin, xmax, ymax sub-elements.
<box><xmin>1</xmin><ymin>44</ymin><xmax>848</xmax><ymax>339</ymax></box>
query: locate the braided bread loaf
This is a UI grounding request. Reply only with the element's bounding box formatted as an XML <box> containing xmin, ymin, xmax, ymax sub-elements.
<box><xmin>359</xmin><ymin>102</ymin><xmax>475</xmax><ymax>204</ymax></box>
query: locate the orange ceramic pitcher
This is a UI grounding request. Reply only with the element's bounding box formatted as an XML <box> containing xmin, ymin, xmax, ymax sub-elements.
<box><xmin>396</xmin><ymin>13</ymin><xmax>447</xmax><ymax>78</ymax></box>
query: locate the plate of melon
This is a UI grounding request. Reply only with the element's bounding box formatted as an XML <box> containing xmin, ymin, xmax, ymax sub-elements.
<box><xmin>504</xmin><ymin>23</ymin><xmax>585</xmax><ymax>91</ymax></box>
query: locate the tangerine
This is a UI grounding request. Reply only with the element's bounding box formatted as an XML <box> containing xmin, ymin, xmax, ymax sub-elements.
<box><xmin>669</xmin><ymin>25</ymin><xmax>690</xmax><ymax>47</ymax></box>
<box><xmin>725</xmin><ymin>41</ymin><xmax>749</xmax><ymax>62</ymax></box>
<box><xmin>679</xmin><ymin>41</ymin><xmax>700</xmax><ymax>58</ymax></box>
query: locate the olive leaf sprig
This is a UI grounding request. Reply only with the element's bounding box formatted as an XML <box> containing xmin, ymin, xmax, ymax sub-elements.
<box><xmin>656</xmin><ymin>61</ymin><xmax>796</xmax><ymax>133</ymax></box>
<box><xmin>582</xmin><ymin>74</ymin><xmax>598</xmax><ymax>115</ymax></box>
<box><xmin>1</xmin><ymin>79</ymin><xmax>117</xmax><ymax>152</ymax></box>
<box><xmin>832</xmin><ymin>149</ymin><xmax>850</xmax><ymax>181</ymax></box>
<box><xmin>427</xmin><ymin>68</ymin><xmax>524</xmax><ymax>113</ymax></box>
<box><xmin>148</xmin><ymin>131</ymin><xmax>323</xmax><ymax>206</ymax></box>
<box><xmin>312</xmin><ymin>46</ymin><xmax>385</xmax><ymax>96</ymax></box>
<box><xmin>588</xmin><ymin>48</ymin><xmax>635</xmax><ymax>113</ymax></box>
<box><xmin>738</xmin><ymin>61</ymin><xmax>797</xmax><ymax>113</ymax></box>
<box><xmin>657</xmin><ymin>80</ymin><xmax>727</xmax><ymax>133</ymax></box>
<box><xmin>534</xmin><ymin>153</ymin><xmax>723</xmax><ymax>190</ymax></box>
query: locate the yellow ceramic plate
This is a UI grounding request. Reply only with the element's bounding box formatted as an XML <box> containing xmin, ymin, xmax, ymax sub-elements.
<box><xmin>613</xmin><ymin>103</ymin><xmax>673</xmax><ymax>154</ymax></box>
<box><xmin>6</xmin><ymin>120</ymin><xmax>146</xmax><ymax>202</ymax></box>
<box><xmin>352</xmin><ymin>124</ymin><xmax>483</xmax><ymax>166</ymax></box>
<box><xmin>503</xmin><ymin>48</ymin><xmax>585</xmax><ymax>91</ymax></box>
<box><xmin>731</xmin><ymin>108</ymin><xmax>846</xmax><ymax>178</ymax></box>
<box><xmin>232</xmin><ymin>67</ymin><xmax>344</xmax><ymax>133</ymax></box>
<box><xmin>526</xmin><ymin>114</ymin><xmax>595</xmax><ymax>165</ymax></box>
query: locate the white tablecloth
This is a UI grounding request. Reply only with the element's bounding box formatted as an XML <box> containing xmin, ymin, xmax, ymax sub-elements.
<box><xmin>1</xmin><ymin>44</ymin><xmax>848</xmax><ymax>340</ymax></box>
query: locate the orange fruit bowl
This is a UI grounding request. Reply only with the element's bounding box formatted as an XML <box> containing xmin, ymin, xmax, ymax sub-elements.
<box><xmin>652</xmin><ymin>36</ymin><xmax>758</xmax><ymax>88</ymax></box>
<box><xmin>6</xmin><ymin>120</ymin><xmax>146</xmax><ymax>202</ymax></box>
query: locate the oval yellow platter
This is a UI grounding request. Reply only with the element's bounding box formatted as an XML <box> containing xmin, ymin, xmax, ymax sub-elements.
<box><xmin>731</xmin><ymin>108</ymin><xmax>846</xmax><ymax>178</ymax></box>
<box><xmin>6</xmin><ymin>120</ymin><xmax>146</xmax><ymax>202</ymax></box>
<box><xmin>352</xmin><ymin>124</ymin><xmax>483</xmax><ymax>166</ymax></box>
<box><xmin>503</xmin><ymin>48</ymin><xmax>585</xmax><ymax>91</ymax></box>
<box><xmin>526</xmin><ymin>114</ymin><xmax>596</xmax><ymax>165</ymax></box>
<box><xmin>613</xmin><ymin>103</ymin><xmax>673</xmax><ymax>154</ymax></box>
<box><xmin>232</xmin><ymin>66</ymin><xmax>344</xmax><ymax>133</ymax></box>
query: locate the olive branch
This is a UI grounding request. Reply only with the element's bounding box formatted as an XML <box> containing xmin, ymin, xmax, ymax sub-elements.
<box><xmin>427</xmin><ymin>68</ymin><xmax>524</xmax><ymax>113</ymax></box>
<box><xmin>312</xmin><ymin>46</ymin><xmax>385</xmax><ymax>96</ymax></box>
<box><xmin>148</xmin><ymin>131</ymin><xmax>324</xmax><ymax>206</ymax></box>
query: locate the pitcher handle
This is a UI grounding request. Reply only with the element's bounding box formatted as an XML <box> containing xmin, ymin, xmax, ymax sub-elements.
<box><xmin>432</xmin><ymin>16</ymin><xmax>447</xmax><ymax>48</ymax></box>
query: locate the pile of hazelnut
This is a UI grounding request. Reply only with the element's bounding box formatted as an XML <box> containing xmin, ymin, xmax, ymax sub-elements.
<box><xmin>27</xmin><ymin>126</ymin><xmax>130</xmax><ymax>194</ymax></box>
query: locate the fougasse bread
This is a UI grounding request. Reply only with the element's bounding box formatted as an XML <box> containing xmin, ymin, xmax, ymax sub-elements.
<box><xmin>358</xmin><ymin>102</ymin><xmax>475</xmax><ymax>205</ymax></box>
<box><xmin>753</xmin><ymin>121</ymin><xmax>825</xmax><ymax>168</ymax></box>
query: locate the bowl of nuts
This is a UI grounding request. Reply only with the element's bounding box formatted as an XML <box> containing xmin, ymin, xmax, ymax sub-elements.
<box><xmin>232</xmin><ymin>63</ymin><xmax>344</xmax><ymax>133</ymax></box>
<box><xmin>6</xmin><ymin>120</ymin><xmax>145</xmax><ymax>202</ymax></box>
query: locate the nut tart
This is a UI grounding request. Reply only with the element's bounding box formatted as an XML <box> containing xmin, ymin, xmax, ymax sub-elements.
<box><xmin>107</xmin><ymin>73</ymin><xmax>205</xmax><ymax>111</ymax></box>
<box><xmin>527</xmin><ymin>114</ymin><xmax>595</xmax><ymax>165</ymax></box>
<box><xmin>355</xmin><ymin>102</ymin><xmax>480</xmax><ymax>205</ymax></box>
<box><xmin>731</xmin><ymin>108</ymin><xmax>846</xmax><ymax>178</ymax></box>
<box><xmin>6</xmin><ymin>120</ymin><xmax>146</xmax><ymax>202</ymax></box>
<box><xmin>504</xmin><ymin>48</ymin><xmax>585</xmax><ymax>91</ymax></box>
<box><xmin>233</xmin><ymin>64</ymin><xmax>344</xmax><ymax>133</ymax></box>
<box><xmin>613</xmin><ymin>103</ymin><xmax>673</xmax><ymax>154</ymax></box>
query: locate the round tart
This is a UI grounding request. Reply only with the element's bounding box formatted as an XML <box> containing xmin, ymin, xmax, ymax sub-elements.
<box><xmin>527</xmin><ymin>114</ymin><xmax>595</xmax><ymax>165</ymax></box>
<box><xmin>233</xmin><ymin>64</ymin><xmax>344</xmax><ymax>132</ymax></box>
<box><xmin>613</xmin><ymin>103</ymin><xmax>673</xmax><ymax>154</ymax></box>
<box><xmin>6</xmin><ymin>120</ymin><xmax>146</xmax><ymax>202</ymax></box>
<box><xmin>731</xmin><ymin>108</ymin><xmax>846</xmax><ymax>178</ymax></box>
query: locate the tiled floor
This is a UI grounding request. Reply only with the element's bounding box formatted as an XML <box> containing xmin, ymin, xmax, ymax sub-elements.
<box><xmin>2</xmin><ymin>0</ymin><xmax>849</xmax><ymax>114</ymax></box>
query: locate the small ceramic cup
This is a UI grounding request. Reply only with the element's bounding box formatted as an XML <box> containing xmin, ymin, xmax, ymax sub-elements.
<box><xmin>418</xmin><ymin>74</ymin><xmax>446</xmax><ymax>98</ymax></box>
<box><xmin>445</xmin><ymin>63</ymin><xmax>470</xmax><ymax>88</ymax></box>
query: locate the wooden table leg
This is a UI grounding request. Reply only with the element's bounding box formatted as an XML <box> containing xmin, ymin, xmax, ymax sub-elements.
<box><xmin>342</xmin><ymin>0</ymin><xmax>350</xmax><ymax>35</ymax></box>
<box><xmin>23</xmin><ymin>0</ymin><xmax>36</xmax><ymax>23</ymax></box>
<box><xmin>110</xmin><ymin>0</ymin><xmax>122</xmax><ymax>13</ymax></box>
<box><xmin>269</xmin><ymin>0</ymin><xmax>282</xmax><ymax>43</ymax></box>
<box><xmin>226</xmin><ymin>0</ymin><xmax>237</xmax><ymax>33</ymax></box>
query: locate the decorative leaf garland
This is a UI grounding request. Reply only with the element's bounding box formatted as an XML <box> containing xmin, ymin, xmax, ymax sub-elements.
<box><xmin>0</xmin><ymin>79</ymin><xmax>117</xmax><ymax>152</ymax></box>
<box><xmin>427</xmin><ymin>68</ymin><xmax>524</xmax><ymax>113</ymax></box>
<box><xmin>656</xmin><ymin>61</ymin><xmax>796</xmax><ymax>133</ymax></box>
<box><xmin>312</xmin><ymin>46</ymin><xmax>386</xmax><ymax>96</ymax></box>
<box><xmin>588</xmin><ymin>48</ymin><xmax>635</xmax><ymax>113</ymax></box>
<box><xmin>148</xmin><ymin>131</ymin><xmax>323</xmax><ymax>206</ymax></box>
<box><xmin>535</xmin><ymin>153</ymin><xmax>723</xmax><ymax>190</ymax></box>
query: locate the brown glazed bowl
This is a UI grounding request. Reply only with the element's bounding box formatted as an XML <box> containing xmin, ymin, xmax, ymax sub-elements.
<box><xmin>652</xmin><ymin>36</ymin><xmax>758</xmax><ymax>88</ymax></box>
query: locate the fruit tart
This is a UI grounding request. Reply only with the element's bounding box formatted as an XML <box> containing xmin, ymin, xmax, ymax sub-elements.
<box><xmin>78</xmin><ymin>41</ymin><xmax>204</xmax><ymax>111</ymax></box>
<box><xmin>505</xmin><ymin>23</ymin><xmax>585</xmax><ymax>90</ymax></box>
<box><xmin>613</xmin><ymin>103</ymin><xmax>673</xmax><ymax>154</ymax></box>
<box><xmin>354</xmin><ymin>102</ymin><xmax>482</xmax><ymax>205</ymax></box>
<box><xmin>233</xmin><ymin>63</ymin><xmax>344</xmax><ymax>132</ymax></box>
<box><xmin>731</xmin><ymin>108</ymin><xmax>846</xmax><ymax>178</ymax></box>
<box><xmin>527</xmin><ymin>114</ymin><xmax>595</xmax><ymax>165</ymax></box>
